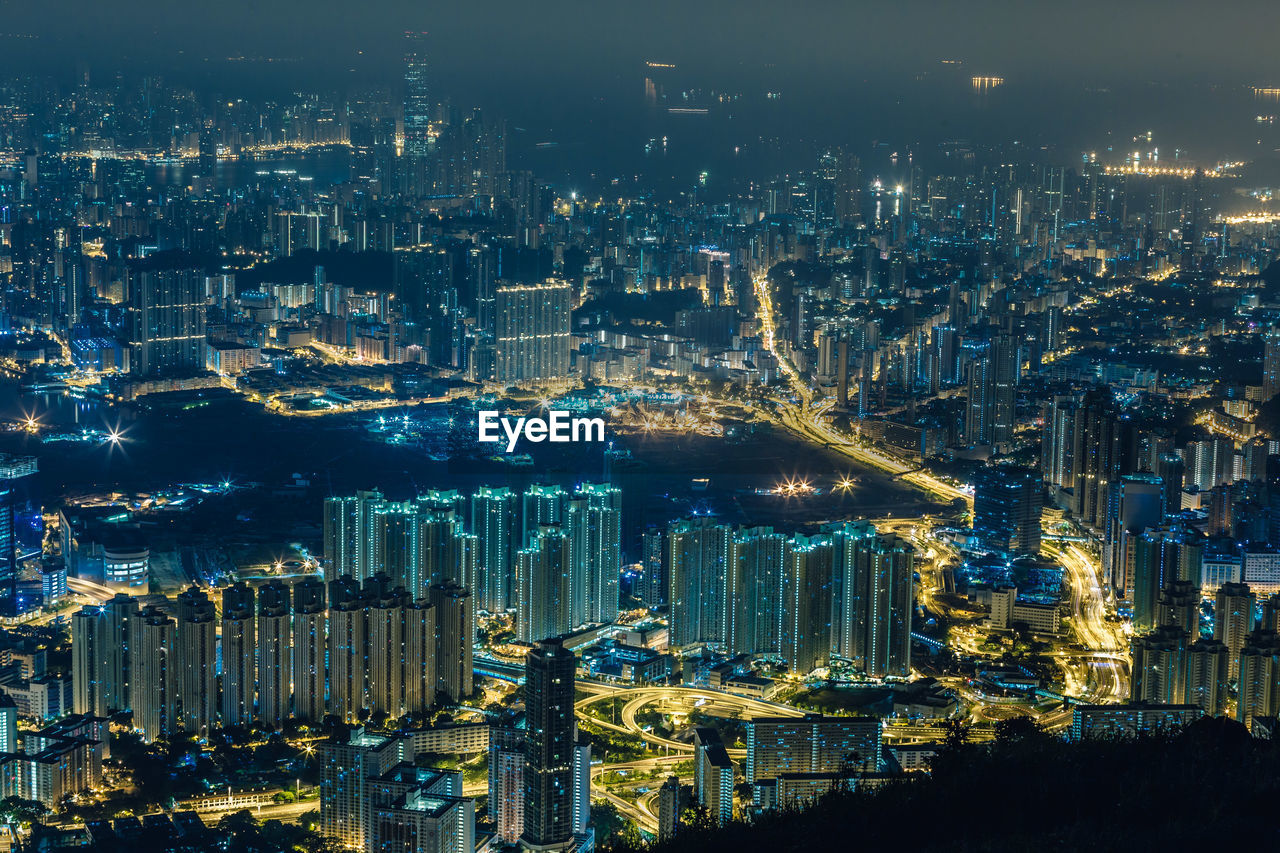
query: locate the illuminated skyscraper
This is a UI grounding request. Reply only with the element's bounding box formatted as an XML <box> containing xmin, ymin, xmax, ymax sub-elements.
<box><xmin>522</xmin><ymin>486</ymin><xmax>567</xmax><ymax>546</ymax></box>
<box><xmin>830</xmin><ymin>524</ymin><xmax>913</xmax><ymax>678</ymax></box>
<box><xmin>322</xmin><ymin>490</ymin><xmax>384</xmax><ymax>582</ymax></box>
<box><xmin>71</xmin><ymin>593</ymin><xmax>138</xmax><ymax>717</ymax></box>
<box><xmin>473</xmin><ymin>486</ymin><xmax>518</xmax><ymax>613</ymax></box>
<box><xmin>403</xmin><ymin>32</ymin><xmax>432</xmax><ymax>159</ymax></box>
<box><xmin>126</xmin><ymin>266</ymin><xmax>207</xmax><ymax>377</ymax></box>
<box><xmin>131</xmin><ymin>606</ymin><xmax>176</xmax><ymax>743</ymax></box>
<box><xmin>517</xmin><ymin>526</ymin><xmax>572</xmax><ymax>644</ymax></box>
<box><xmin>965</xmin><ymin>333</ymin><xmax>1017</xmax><ymax>449</ymax></box>
<box><xmin>668</xmin><ymin>518</ymin><xmax>732</xmax><ymax>648</ymax></box>
<box><xmin>638</xmin><ymin>527</ymin><xmax>666</xmax><ymax>608</ymax></box>
<box><xmin>1264</xmin><ymin>327</ymin><xmax>1280</xmax><ymax>402</ymax></box>
<box><xmin>522</xmin><ymin>638</ymin><xmax>576</xmax><ymax>851</ymax></box>
<box><xmin>404</xmin><ymin>598</ymin><xmax>438</xmax><ymax>714</ymax></box>
<box><xmin>1103</xmin><ymin>473</ymin><xmax>1164</xmax><ymax>595</ymax></box>
<box><xmin>1215</xmin><ymin>582</ymin><xmax>1256</xmax><ymax>681</ymax></box>
<box><xmin>489</xmin><ymin>727</ymin><xmax>525</xmax><ymax>845</ymax></box>
<box><xmin>431</xmin><ymin>581</ymin><xmax>473</xmax><ymax>703</ymax></box>
<box><xmin>727</xmin><ymin>527</ymin><xmax>787</xmax><ymax>657</ymax></box>
<box><xmin>220</xmin><ymin>582</ymin><xmax>256</xmax><ymax>727</ymax></box>
<box><xmin>291</xmin><ymin>578</ymin><xmax>327</xmax><ymax>722</ymax></box>
<box><xmin>256</xmin><ymin>580</ymin><xmax>291</xmax><ymax>729</ymax></box>
<box><xmin>972</xmin><ymin>466</ymin><xmax>1043</xmax><ymax>558</ymax></box>
<box><xmin>784</xmin><ymin>535</ymin><xmax>834</xmax><ymax>674</ymax></box>
<box><xmin>367</xmin><ymin>581</ymin><xmax>410</xmax><ymax>718</ymax></box>
<box><xmin>0</xmin><ymin>455</ymin><xmax>36</xmax><ymax>615</ymax></box>
<box><xmin>328</xmin><ymin>576</ymin><xmax>367</xmax><ymax>721</ymax></box>
<box><xmin>1237</xmin><ymin>630</ymin><xmax>1280</xmax><ymax>729</ymax></box>
<box><xmin>693</xmin><ymin>727</ymin><xmax>734</xmax><ymax>825</ymax></box>
<box><xmin>494</xmin><ymin>282</ymin><xmax>572</xmax><ymax>385</ymax></box>
<box><xmin>174</xmin><ymin>586</ymin><xmax>217</xmax><ymax>735</ymax></box>
<box><xmin>568</xmin><ymin>483</ymin><xmax>622</xmax><ymax>626</ymax></box>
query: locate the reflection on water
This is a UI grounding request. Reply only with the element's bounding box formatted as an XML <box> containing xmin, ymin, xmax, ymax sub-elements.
<box><xmin>147</xmin><ymin>150</ymin><xmax>352</xmax><ymax>191</ymax></box>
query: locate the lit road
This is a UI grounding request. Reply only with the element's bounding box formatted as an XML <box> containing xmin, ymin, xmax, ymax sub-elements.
<box><xmin>1042</xmin><ymin>540</ymin><xmax>1128</xmax><ymax>702</ymax></box>
<box><xmin>576</xmin><ymin>685</ymin><xmax>805</xmax><ymax>756</ymax></box>
<box><xmin>750</xmin><ymin>268</ymin><xmax>971</xmax><ymax>507</ymax></box>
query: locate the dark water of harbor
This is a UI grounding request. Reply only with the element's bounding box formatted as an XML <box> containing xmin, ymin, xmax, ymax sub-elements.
<box><xmin>0</xmin><ymin>383</ymin><xmax>939</xmax><ymax>555</ymax></box>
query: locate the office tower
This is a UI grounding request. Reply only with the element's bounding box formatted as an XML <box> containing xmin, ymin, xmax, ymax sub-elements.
<box><xmin>1072</xmin><ymin>388</ymin><xmax>1124</xmax><ymax>527</ymax></box>
<box><xmin>522</xmin><ymin>485</ymin><xmax>567</xmax><ymax>546</ymax></box>
<box><xmin>668</xmin><ymin>518</ymin><xmax>732</xmax><ymax>648</ymax></box>
<box><xmin>657</xmin><ymin>776</ymin><xmax>683</xmax><ymax>842</ymax></box>
<box><xmin>830</xmin><ymin>523</ymin><xmax>913</xmax><ymax>678</ymax></box>
<box><xmin>745</xmin><ymin>715</ymin><xmax>882</xmax><ymax>803</ymax></box>
<box><xmin>174</xmin><ymin>586</ymin><xmax>217</xmax><ymax>734</ymax></box>
<box><xmin>972</xmin><ymin>466</ymin><xmax>1043</xmax><ymax>558</ymax></box>
<box><xmin>127</xmin><ymin>266</ymin><xmax>206</xmax><ymax>376</ymax></box>
<box><xmin>727</xmin><ymin>527</ymin><xmax>787</xmax><ymax>658</ymax></box>
<box><xmin>522</xmin><ymin>639</ymin><xmax>576</xmax><ymax>851</ymax></box>
<box><xmin>784</xmin><ymin>535</ymin><xmax>834</xmax><ymax>674</ymax></box>
<box><xmin>1131</xmin><ymin>528</ymin><xmax>1196</xmax><ymax>633</ymax></box>
<box><xmin>403</xmin><ymin>32</ymin><xmax>431</xmax><ymax>159</ymax></box>
<box><xmin>494</xmin><ymin>282</ymin><xmax>572</xmax><ymax>384</ymax></box>
<box><xmin>693</xmin><ymin>728</ymin><xmax>734</xmax><ymax>825</ymax></box>
<box><xmin>1185</xmin><ymin>638</ymin><xmax>1230</xmax><ymax>715</ymax></box>
<box><xmin>1264</xmin><ymin>327</ymin><xmax>1280</xmax><ymax>402</ymax></box>
<box><xmin>568</xmin><ymin>483</ymin><xmax>622</xmax><ymax>626</ymax></box>
<box><xmin>1237</xmin><ymin>631</ymin><xmax>1280</xmax><ymax>729</ymax></box>
<box><xmin>319</xmin><ymin>728</ymin><xmax>406</xmax><ymax>849</ymax></box>
<box><xmin>489</xmin><ymin>727</ymin><xmax>525</xmax><ymax>845</ymax></box>
<box><xmin>0</xmin><ymin>455</ymin><xmax>36</xmax><ymax>615</ymax></box>
<box><xmin>473</xmin><ymin>486</ymin><xmax>518</xmax><ymax>613</ymax></box>
<box><xmin>638</xmin><ymin>528</ymin><xmax>666</xmax><ymax>608</ymax></box>
<box><xmin>964</xmin><ymin>333</ymin><xmax>1016</xmax><ymax>449</ymax></box>
<box><xmin>431</xmin><ymin>582</ymin><xmax>473</xmax><ymax>703</ymax></box>
<box><xmin>1103</xmin><ymin>473</ymin><xmax>1164</xmax><ymax>593</ymax></box>
<box><xmin>256</xmin><ymin>581</ymin><xmax>291</xmax><ymax>729</ymax></box>
<box><xmin>404</xmin><ymin>598</ymin><xmax>438</xmax><ymax>715</ymax></box>
<box><xmin>71</xmin><ymin>593</ymin><xmax>138</xmax><ymax>717</ymax></box>
<box><xmin>131</xmin><ymin>606</ymin><xmax>175</xmax><ymax>743</ymax></box>
<box><xmin>220</xmin><ymin>583</ymin><xmax>256</xmax><ymax>727</ymax></box>
<box><xmin>517</xmin><ymin>526</ymin><xmax>573</xmax><ymax>644</ymax></box>
<box><xmin>291</xmin><ymin>578</ymin><xmax>327</xmax><ymax>722</ymax></box>
<box><xmin>328</xmin><ymin>576</ymin><xmax>367</xmax><ymax>721</ymax></box>
<box><xmin>1129</xmin><ymin>626</ymin><xmax>1188</xmax><ymax>704</ymax></box>
<box><xmin>1151</xmin><ymin>453</ymin><xmax>1185</xmax><ymax>515</ymax></box>
<box><xmin>1215</xmin><ymin>582</ymin><xmax>1256</xmax><ymax>680</ymax></box>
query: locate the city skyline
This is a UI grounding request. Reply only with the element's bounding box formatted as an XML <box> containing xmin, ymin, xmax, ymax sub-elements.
<box><xmin>1</xmin><ymin>5</ymin><xmax>1280</xmax><ymax>852</ymax></box>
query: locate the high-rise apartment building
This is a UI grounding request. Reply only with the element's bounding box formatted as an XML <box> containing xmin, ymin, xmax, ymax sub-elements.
<box><xmin>220</xmin><ymin>583</ymin><xmax>256</xmax><ymax>727</ymax></box>
<box><xmin>174</xmin><ymin>586</ymin><xmax>217</xmax><ymax>734</ymax></box>
<box><xmin>494</xmin><ymin>282</ymin><xmax>572</xmax><ymax>385</ymax></box>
